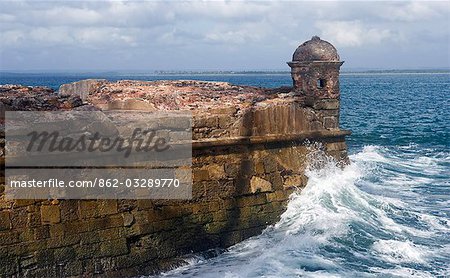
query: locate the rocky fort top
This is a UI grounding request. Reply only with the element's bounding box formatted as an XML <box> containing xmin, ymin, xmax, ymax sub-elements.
<box><xmin>1</xmin><ymin>78</ymin><xmax>344</xmax><ymax>140</ymax></box>
<box><xmin>58</xmin><ymin>79</ymin><xmax>294</xmax><ymax>112</ymax></box>
<box><xmin>0</xmin><ymin>80</ymin><xmax>297</xmax><ymax>113</ymax></box>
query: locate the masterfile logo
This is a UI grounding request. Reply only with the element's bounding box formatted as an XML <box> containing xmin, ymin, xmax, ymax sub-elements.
<box><xmin>4</xmin><ymin>110</ymin><xmax>192</xmax><ymax>200</ymax></box>
<box><xmin>26</xmin><ymin>128</ymin><xmax>170</xmax><ymax>158</ymax></box>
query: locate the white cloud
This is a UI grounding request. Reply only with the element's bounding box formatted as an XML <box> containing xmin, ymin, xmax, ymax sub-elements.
<box><xmin>316</xmin><ymin>20</ymin><xmax>394</xmax><ymax>47</ymax></box>
<box><xmin>381</xmin><ymin>2</ymin><xmax>442</xmax><ymax>22</ymax></box>
<box><xmin>0</xmin><ymin>13</ymin><xmax>15</xmax><ymax>23</ymax></box>
<box><xmin>41</xmin><ymin>6</ymin><xmax>101</xmax><ymax>26</ymax></box>
<box><xmin>0</xmin><ymin>30</ymin><xmax>24</xmax><ymax>47</ymax></box>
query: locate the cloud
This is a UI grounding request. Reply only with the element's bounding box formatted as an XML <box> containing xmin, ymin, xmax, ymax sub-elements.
<box><xmin>0</xmin><ymin>0</ymin><xmax>448</xmax><ymax>70</ymax></box>
<box><xmin>381</xmin><ymin>2</ymin><xmax>442</xmax><ymax>22</ymax></box>
<box><xmin>316</xmin><ymin>20</ymin><xmax>394</xmax><ymax>47</ymax></box>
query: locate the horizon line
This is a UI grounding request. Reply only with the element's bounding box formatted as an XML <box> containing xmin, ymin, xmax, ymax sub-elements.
<box><xmin>1</xmin><ymin>68</ymin><xmax>450</xmax><ymax>74</ymax></box>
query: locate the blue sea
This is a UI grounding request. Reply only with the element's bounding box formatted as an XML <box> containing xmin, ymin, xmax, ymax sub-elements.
<box><xmin>1</xmin><ymin>71</ymin><xmax>449</xmax><ymax>277</ymax></box>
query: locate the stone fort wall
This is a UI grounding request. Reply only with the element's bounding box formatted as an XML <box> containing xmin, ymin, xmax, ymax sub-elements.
<box><xmin>0</xmin><ymin>36</ymin><xmax>349</xmax><ymax>277</ymax></box>
<box><xmin>0</xmin><ymin>89</ymin><xmax>348</xmax><ymax>277</ymax></box>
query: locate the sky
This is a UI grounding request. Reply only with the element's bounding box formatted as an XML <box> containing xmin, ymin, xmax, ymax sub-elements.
<box><xmin>0</xmin><ymin>0</ymin><xmax>449</xmax><ymax>71</ymax></box>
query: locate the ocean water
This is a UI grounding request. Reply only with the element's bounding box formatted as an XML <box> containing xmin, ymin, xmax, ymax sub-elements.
<box><xmin>1</xmin><ymin>72</ymin><xmax>449</xmax><ymax>277</ymax></box>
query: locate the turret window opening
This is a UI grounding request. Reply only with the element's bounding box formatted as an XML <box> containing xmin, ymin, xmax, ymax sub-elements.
<box><xmin>317</xmin><ymin>79</ymin><xmax>326</xmax><ymax>89</ymax></box>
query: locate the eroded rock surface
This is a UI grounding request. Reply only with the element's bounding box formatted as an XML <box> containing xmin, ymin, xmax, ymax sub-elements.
<box><xmin>0</xmin><ymin>85</ymin><xmax>84</xmax><ymax>111</ymax></box>
<box><xmin>59</xmin><ymin>79</ymin><xmax>293</xmax><ymax>111</ymax></box>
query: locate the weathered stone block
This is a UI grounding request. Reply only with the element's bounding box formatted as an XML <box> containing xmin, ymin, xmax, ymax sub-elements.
<box><xmin>18</xmin><ymin>228</ymin><xmax>35</xmax><ymax>242</ymax></box>
<box><xmin>10</xmin><ymin>207</ymin><xmax>28</xmax><ymax>229</ymax></box>
<box><xmin>34</xmin><ymin>249</ymin><xmax>54</xmax><ymax>266</ymax></box>
<box><xmin>205</xmin><ymin>221</ymin><xmax>227</xmax><ymax>234</ymax></box>
<box><xmin>13</xmin><ymin>199</ymin><xmax>35</xmax><ymax>208</ymax></box>
<box><xmin>54</xmin><ymin>246</ymin><xmax>76</xmax><ymax>263</ymax></box>
<box><xmin>240</xmin><ymin>159</ymin><xmax>254</xmax><ymax>177</ymax></box>
<box><xmin>99</xmin><ymin>200</ymin><xmax>118</xmax><ymax>216</ymax></box>
<box><xmin>169</xmin><ymin>131</ymin><xmax>190</xmax><ymax>142</ymax></box>
<box><xmin>79</xmin><ymin>201</ymin><xmax>97</xmax><ymax>219</ymax></box>
<box><xmin>195</xmin><ymin>116</ymin><xmax>218</xmax><ymax>128</ymax></box>
<box><xmin>34</xmin><ymin>226</ymin><xmax>50</xmax><ymax>240</ymax></box>
<box><xmin>323</xmin><ymin>116</ymin><xmax>338</xmax><ymax>129</ymax></box>
<box><xmin>208</xmin><ymin>202</ymin><xmax>221</xmax><ymax>212</ymax></box>
<box><xmin>326</xmin><ymin>141</ymin><xmax>347</xmax><ymax>151</ymax></box>
<box><xmin>76</xmin><ymin>242</ymin><xmax>100</xmax><ymax>259</ymax></box>
<box><xmin>122</xmin><ymin>212</ymin><xmax>135</xmax><ymax>227</ymax></box>
<box><xmin>275</xmin><ymin>146</ymin><xmax>308</xmax><ymax>173</ymax></box>
<box><xmin>28</xmin><ymin>212</ymin><xmax>41</xmax><ymax>228</ymax></box>
<box><xmin>136</xmin><ymin>199</ymin><xmax>154</xmax><ymax>210</ymax></box>
<box><xmin>191</xmin><ymin>203</ymin><xmax>209</xmax><ymax>215</ymax></box>
<box><xmin>0</xmin><ymin>211</ymin><xmax>11</xmax><ymax>230</ymax></box>
<box><xmin>310</xmin><ymin>120</ymin><xmax>323</xmax><ymax>130</ymax></box>
<box><xmin>19</xmin><ymin>255</ymin><xmax>37</xmax><ymax>271</ymax></box>
<box><xmin>263</xmin><ymin>158</ymin><xmax>278</xmax><ymax>173</ymax></box>
<box><xmin>193</xmin><ymin>169</ymin><xmax>209</xmax><ymax>182</ymax></box>
<box><xmin>220</xmin><ymin>230</ymin><xmax>242</xmax><ymax>247</ymax></box>
<box><xmin>158</xmin><ymin>116</ymin><xmax>191</xmax><ymax>130</ymax></box>
<box><xmin>218</xmin><ymin>115</ymin><xmax>233</xmax><ymax>129</ymax></box>
<box><xmin>0</xmin><ymin>256</ymin><xmax>18</xmax><ymax>276</ymax></box>
<box><xmin>224</xmin><ymin>163</ymin><xmax>240</xmax><ymax>177</ymax></box>
<box><xmin>108</xmin><ymin>99</ymin><xmax>156</xmax><ymax>111</ymax></box>
<box><xmin>0</xmin><ymin>231</ymin><xmax>19</xmax><ymax>245</ymax></box>
<box><xmin>204</xmin><ymin>164</ymin><xmax>226</xmax><ymax>180</ymax></box>
<box><xmin>209</xmin><ymin>129</ymin><xmax>227</xmax><ymax>137</ymax></box>
<box><xmin>267</xmin><ymin>190</ymin><xmax>289</xmax><ymax>202</ymax></box>
<box><xmin>41</xmin><ymin>206</ymin><xmax>61</xmax><ymax>224</ymax></box>
<box><xmin>49</xmin><ymin>224</ymin><xmax>64</xmax><ymax>238</ymax></box>
<box><xmin>191</xmin><ymin>182</ymin><xmax>205</xmax><ymax>200</ymax></box>
<box><xmin>79</xmin><ymin>200</ymin><xmax>117</xmax><ymax>219</ymax></box>
<box><xmin>283</xmin><ymin>175</ymin><xmax>304</xmax><ymax>189</ymax></box>
<box><xmin>220</xmin><ymin>199</ymin><xmax>235</xmax><ymax>210</ymax></box>
<box><xmin>212</xmin><ymin>211</ymin><xmax>228</xmax><ymax>222</ymax></box>
<box><xmin>268</xmin><ymin>172</ymin><xmax>283</xmax><ymax>190</ymax></box>
<box><xmin>60</xmin><ymin>200</ymin><xmax>79</xmax><ymax>222</ymax></box>
<box><xmin>255</xmin><ymin>161</ymin><xmax>265</xmax><ymax>174</ymax></box>
<box><xmin>209</xmin><ymin>107</ymin><xmax>237</xmax><ymax>115</ymax></box>
<box><xmin>58</xmin><ymin>79</ymin><xmax>107</xmax><ymax>100</ymax></box>
<box><xmin>63</xmin><ymin>260</ymin><xmax>84</xmax><ymax>276</ymax></box>
<box><xmin>250</xmin><ymin>176</ymin><xmax>273</xmax><ymax>193</ymax></box>
<box><xmin>313</xmin><ymin>99</ymin><xmax>340</xmax><ymax>110</ymax></box>
<box><xmin>175</xmin><ymin>167</ymin><xmax>192</xmax><ymax>183</ymax></box>
<box><xmin>236</xmin><ymin>194</ymin><xmax>267</xmax><ymax>208</ymax></box>
<box><xmin>99</xmin><ymin>228</ymin><xmax>121</xmax><ymax>241</ymax></box>
<box><xmin>46</xmin><ymin>234</ymin><xmax>79</xmax><ymax>249</ymax></box>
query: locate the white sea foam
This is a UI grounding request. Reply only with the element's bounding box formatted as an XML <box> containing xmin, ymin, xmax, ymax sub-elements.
<box><xmin>418</xmin><ymin>213</ymin><xmax>450</xmax><ymax>231</ymax></box>
<box><xmin>274</xmin><ymin>159</ymin><xmax>364</xmax><ymax>240</ymax></box>
<box><xmin>369</xmin><ymin>267</ymin><xmax>436</xmax><ymax>278</ymax></box>
<box><xmin>372</xmin><ymin>239</ymin><xmax>429</xmax><ymax>264</ymax></box>
<box><xmin>350</xmin><ymin>145</ymin><xmax>388</xmax><ymax>163</ymax></box>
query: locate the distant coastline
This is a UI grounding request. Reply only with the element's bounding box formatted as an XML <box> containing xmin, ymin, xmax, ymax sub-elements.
<box><xmin>1</xmin><ymin>68</ymin><xmax>449</xmax><ymax>76</ymax></box>
<box><xmin>1</xmin><ymin>69</ymin><xmax>449</xmax><ymax>91</ymax></box>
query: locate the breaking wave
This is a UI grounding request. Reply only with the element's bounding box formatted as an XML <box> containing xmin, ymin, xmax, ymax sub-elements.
<box><xmin>156</xmin><ymin>145</ymin><xmax>450</xmax><ymax>277</ymax></box>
